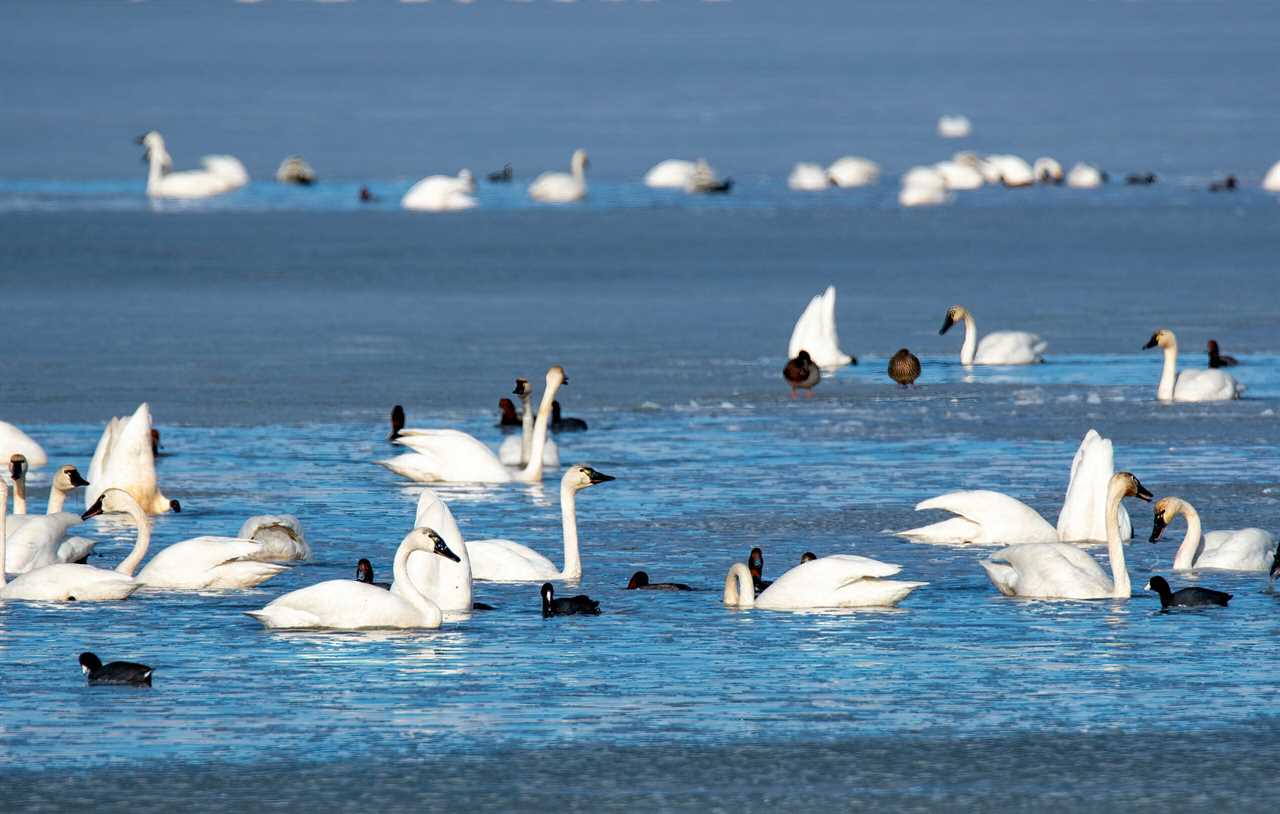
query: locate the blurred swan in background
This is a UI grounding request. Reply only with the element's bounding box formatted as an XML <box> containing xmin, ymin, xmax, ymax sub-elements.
<box><xmin>275</xmin><ymin>155</ymin><xmax>316</xmax><ymax>185</ymax></box>
<box><xmin>402</xmin><ymin>170</ymin><xmax>477</xmax><ymax>212</ymax></box>
<box><xmin>788</xmin><ymin>163</ymin><xmax>830</xmax><ymax>191</ymax></box>
<box><xmin>138</xmin><ymin>131</ymin><xmax>247</xmax><ymax>199</ymax></box>
<box><xmin>937</xmin><ymin>115</ymin><xmax>971</xmax><ymax>138</ymax></box>
<box><xmin>899</xmin><ymin>166</ymin><xmax>950</xmax><ymax>206</ymax></box>
<box><xmin>644</xmin><ymin>159</ymin><xmax>700</xmax><ymax>188</ymax></box>
<box><xmin>933</xmin><ymin>160</ymin><xmax>984</xmax><ymax>190</ymax></box>
<box><xmin>723</xmin><ymin>554</ymin><xmax>926</xmax><ymax>609</ymax></box>
<box><xmin>529</xmin><ymin>149</ymin><xmax>588</xmax><ymax>203</ymax></box>
<box><xmin>827</xmin><ymin>156</ymin><xmax>880</xmax><ymax>188</ymax></box>
<box><xmin>939</xmin><ymin>304</ymin><xmax>1046</xmax><ymax>365</ymax></box>
<box><xmin>1066</xmin><ymin>162</ymin><xmax>1106</xmax><ymax>188</ymax></box>
<box><xmin>1143</xmin><ymin>329</ymin><xmax>1243</xmax><ymax>402</ymax></box>
<box><xmin>787</xmin><ymin>286</ymin><xmax>855</xmax><ymax>369</ymax></box>
<box><xmin>1262</xmin><ymin>160</ymin><xmax>1280</xmax><ymax>191</ymax></box>
<box><xmin>0</xmin><ymin>422</ymin><xmax>45</xmax><ymax>468</ymax></box>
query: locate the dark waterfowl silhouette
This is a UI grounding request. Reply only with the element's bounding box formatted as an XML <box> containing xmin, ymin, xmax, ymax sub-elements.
<box><xmin>1145</xmin><ymin>575</ymin><xmax>1231</xmax><ymax>609</ymax></box>
<box><xmin>79</xmin><ymin>652</ymin><xmax>153</xmax><ymax>687</ymax></box>
<box><xmin>498</xmin><ymin>397</ymin><xmax>522</xmax><ymax>429</ymax></box>
<box><xmin>626</xmin><ymin>571</ymin><xmax>693</xmax><ymax>591</ymax></box>
<box><xmin>783</xmin><ymin>350</ymin><xmax>820</xmax><ymax>398</ymax></box>
<box><xmin>551</xmin><ymin>401</ymin><xmax>588</xmax><ymax>432</ymax></box>
<box><xmin>487</xmin><ymin>163</ymin><xmax>513</xmax><ymax>183</ymax></box>
<box><xmin>888</xmin><ymin>348</ymin><xmax>921</xmax><ymax>386</ymax></box>
<box><xmin>541</xmin><ymin>583</ymin><xmax>601</xmax><ymax>616</ymax></box>
<box><xmin>355</xmin><ymin>558</ymin><xmax>392</xmax><ymax>589</ymax></box>
<box><xmin>1207</xmin><ymin>340</ymin><xmax>1238</xmax><ymax>368</ymax></box>
<box><xmin>748</xmin><ymin>547</ymin><xmax>772</xmax><ymax>593</ymax></box>
<box><xmin>388</xmin><ymin>405</ymin><xmax>406</xmax><ymax>441</ymax></box>
<box><xmin>799</xmin><ymin>552</ymin><xmax>818</xmax><ymax>564</ymax></box>
<box><xmin>1208</xmin><ymin>175</ymin><xmax>1237</xmax><ymax>192</ymax></box>
<box><xmin>358</xmin><ymin>185</ymin><xmax>379</xmax><ymax>203</ymax></box>
<box><xmin>1125</xmin><ymin>172</ymin><xmax>1157</xmax><ymax>185</ymax></box>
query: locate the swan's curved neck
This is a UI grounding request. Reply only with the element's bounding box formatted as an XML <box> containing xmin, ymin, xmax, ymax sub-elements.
<box><xmin>960</xmin><ymin>313</ymin><xmax>977</xmax><ymax>366</ymax></box>
<box><xmin>1157</xmin><ymin>341</ymin><xmax>1178</xmax><ymax>401</ymax></box>
<box><xmin>0</xmin><ymin>481</ymin><xmax>8</xmax><ymax>586</ymax></box>
<box><xmin>560</xmin><ymin>481</ymin><xmax>581</xmax><ymax>580</ymax></box>
<box><xmin>46</xmin><ymin>483</ymin><xmax>67</xmax><ymax>514</ymax></box>
<box><xmin>1105</xmin><ymin>482</ymin><xmax>1131</xmax><ymax>598</ymax></box>
<box><xmin>115</xmin><ymin>499</ymin><xmax>153</xmax><ymax>576</ymax></box>
<box><xmin>393</xmin><ymin>537</ymin><xmax>443</xmax><ymax>626</ymax></box>
<box><xmin>1171</xmin><ymin>501</ymin><xmax>1203</xmax><ymax>570</ymax></box>
<box><xmin>723</xmin><ymin>562</ymin><xmax>754</xmax><ymax>607</ymax></box>
<box><xmin>520</xmin><ymin>390</ymin><xmax>534</xmax><ymax>465</ymax></box>
<box><xmin>517</xmin><ymin>377</ymin><xmax>561</xmax><ymax>482</ymax></box>
<box><xmin>12</xmin><ymin>475</ymin><xmax>26</xmax><ymax>515</ymax></box>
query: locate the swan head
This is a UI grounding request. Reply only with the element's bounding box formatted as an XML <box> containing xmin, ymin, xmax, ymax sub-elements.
<box><xmin>8</xmin><ymin>453</ymin><xmax>27</xmax><ymax>483</ymax></box>
<box><xmin>513</xmin><ymin>378</ymin><xmax>531</xmax><ymax>397</ymax></box>
<box><xmin>388</xmin><ymin>405</ymin><xmax>405</xmax><ymax>441</ymax></box>
<box><xmin>411</xmin><ymin>527</ymin><xmax>461</xmax><ymax>563</ymax></box>
<box><xmin>571</xmin><ymin>149</ymin><xmax>589</xmax><ymax>173</ymax></box>
<box><xmin>1113</xmin><ymin>472</ymin><xmax>1153</xmax><ymax>503</ymax></box>
<box><xmin>545</xmin><ymin>365</ymin><xmax>568</xmax><ymax>388</ymax></box>
<box><xmin>1149</xmin><ymin>497</ymin><xmax>1183</xmax><ymax>542</ymax></box>
<box><xmin>81</xmin><ymin>487</ymin><xmax>145</xmax><ymax>520</ymax></box>
<box><xmin>53</xmin><ymin>464</ymin><xmax>90</xmax><ymax>491</ymax></box>
<box><xmin>1144</xmin><ymin>329</ymin><xmax>1175</xmax><ymax>350</ymax></box>
<box><xmin>939</xmin><ymin>305</ymin><xmax>968</xmax><ymax>335</ymax></box>
<box><xmin>564</xmin><ymin>464</ymin><xmax>615</xmax><ymax>492</ymax></box>
<box><xmin>499</xmin><ymin>398</ymin><xmax>519</xmax><ymax>421</ymax></box>
<box><xmin>800</xmin><ymin>552</ymin><xmax>818</xmax><ymax>564</ymax></box>
<box><xmin>627</xmin><ymin>571</ymin><xmax>649</xmax><ymax>589</ymax></box>
<box><xmin>355</xmin><ymin>558</ymin><xmax>374</xmax><ymax>583</ymax></box>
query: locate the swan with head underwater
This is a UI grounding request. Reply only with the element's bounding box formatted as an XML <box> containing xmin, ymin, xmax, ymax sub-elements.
<box><xmin>465</xmin><ymin>464</ymin><xmax>615</xmax><ymax>582</ymax></box>
<box><xmin>1143</xmin><ymin>329</ymin><xmax>1243</xmax><ymax>402</ymax></box>
<box><xmin>1148</xmin><ymin>496</ymin><xmax>1275</xmax><ymax>572</ymax></box>
<box><xmin>79</xmin><ymin>488</ymin><xmax>287</xmax><ymax>590</ymax></box>
<box><xmin>247</xmin><ymin>528</ymin><xmax>455</xmax><ymax>630</ymax></box>
<box><xmin>4</xmin><ymin>456</ymin><xmax>97</xmax><ymax>573</ymax></box>
<box><xmin>787</xmin><ymin>286</ymin><xmax>856</xmax><ymax>370</ymax></box>
<box><xmin>378</xmin><ymin>366</ymin><xmax>567</xmax><ymax>484</ymax></box>
<box><xmin>899</xmin><ymin>429</ymin><xmax>1132</xmax><ymax>545</ymax></box>
<box><xmin>137</xmin><ymin>131</ymin><xmax>248</xmax><ymax>199</ymax></box>
<box><xmin>87</xmin><ymin>403</ymin><xmax>179</xmax><ymax>515</ymax></box>
<box><xmin>723</xmin><ymin>552</ymin><xmax>926</xmax><ymax>610</ymax></box>
<box><xmin>980</xmin><ymin>472</ymin><xmax>1151</xmax><ymax>600</ymax></box>
<box><xmin>529</xmin><ymin>149</ymin><xmax>588</xmax><ymax>204</ymax></box>
<box><xmin>939</xmin><ymin>305</ymin><xmax>1046</xmax><ymax>365</ymax></box>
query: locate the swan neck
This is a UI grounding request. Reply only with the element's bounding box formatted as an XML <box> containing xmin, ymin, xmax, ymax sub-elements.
<box><xmin>520</xmin><ymin>391</ymin><xmax>534</xmax><ymax>464</ymax></box>
<box><xmin>1171</xmin><ymin>502</ymin><xmax>1203</xmax><ymax>570</ymax></box>
<box><xmin>560</xmin><ymin>480</ymin><xmax>581</xmax><ymax>580</ymax></box>
<box><xmin>1157</xmin><ymin>343</ymin><xmax>1178</xmax><ymax>401</ymax></box>
<box><xmin>115</xmin><ymin>500</ymin><xmax>152</xmax><ymax>576</ymax></box>
<box><xmin>12</xmin><ymin>475</ymin><xmax>26</xmax><ymax>515</ymax></box>
<box><xmin>723</xmin><ymin>563</ymin><xmax>754</xmax><ymax>607</ymax></box>
<box><xmin>46</xmin><ymin>484</ymin><xmax>66</xmax><ymax>514</ymax></box>
<box><xmin>393</xmin><ymin>537</ymin><xmax>443</xmax><ymax>626</ymax></box>
<box><xmin>1105</xmin><ymin>481</ymin><xmax>1131</xmax><ymax>598</ymax></box>
<box><xmin>960</xmin><ymin>313</ymin><xmax>977</xmax><ymax>366</ymax></box>
<box><xmin>518</xmin><ymin>377</ymin><xmax>560</xmax><ymax>481</ymax></box>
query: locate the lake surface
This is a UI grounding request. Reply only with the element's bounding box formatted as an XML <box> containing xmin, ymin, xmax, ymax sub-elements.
<box><xmin>3</xmin><ymin>1</ymin><xmax>1280</xmax><ymax>811</ymax></box>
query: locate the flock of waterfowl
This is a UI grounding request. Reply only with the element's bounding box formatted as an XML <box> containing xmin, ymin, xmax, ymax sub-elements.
<box><xmin>134</xmin><ymin>123</ymin><xmax>1280</xmax><ymax>210</ymax></box>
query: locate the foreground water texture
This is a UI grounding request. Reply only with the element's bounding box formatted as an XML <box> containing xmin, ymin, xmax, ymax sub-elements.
<box><xmin>3</xmin><ymin>1</ymin><xmax>1280</xmax><ymax>811</ymax></box>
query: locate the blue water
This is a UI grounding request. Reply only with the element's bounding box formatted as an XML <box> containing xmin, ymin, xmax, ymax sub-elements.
<box><xmin>4</xmin><ymin>1</ymin><xmax>1280</xmax><ymax>810</ymax></box>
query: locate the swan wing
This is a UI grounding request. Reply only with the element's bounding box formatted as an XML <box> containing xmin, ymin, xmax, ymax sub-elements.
<box><xmin>901</xmin><ymin>491</ymin><xmax>1057</xmax><ymax>544</ymax></box>
<box><xmin>398</xmin><ymin>489</ymin><xmax>473</xmax><ymax>612</ymax></box>
<box><xmin>827</xmin><ymin>156</ymin><xmax>879</xmax><ymax>188</ymax></box>
<box><xmin>249</xmin><ymin>580</ymin><xmax>426</xmax><ymax>629</ymax></box>
<box><xmin>756</xmin><ymin>555</ymin><xmax>923</xmax><ymax>609</ymax></box>
<box><xmin>787</xmin><ymin>293</ymin><xmax>824</xmax><ymax>359</ymax></box>
<box><xmin>99</xmin><ymin>403</ymin><xmax>171</xmax><ymax>513</ymax></box>
<box><xmin>466</xmin><ymin>539</ymin><xmax>558</xmax><ymax>581</ymax></box>
<box><xmin>644</xmin><ymin>159</ymin><xmax>696</xmax><ymax>188</ymax></box>
<box><xmin>1057</xmin><ymin>429</ymin><xmax>1131</xmax><ymax>543</ymax></box>
<box><xmin>237</xmin><ymin>515</ymin><xmax>309</xmax><ymax>561</ymax></box>
<box><xmin>4</xmin><ymin>513</ymin><xmax>83</xmax><ymax>573</ymax></box>
<box><xmin>1174</xmin><ymin>369</ymin><xmax>1243</xmax><ymax>402</ymax></box>
<box><xmin>1196</xmin><ymin>528</ymin><xmax>1276</xmax><ymax>571</ymax></box>
<box><xmin>86</xmin><ymin>416</ymin><xmax>122</xmax><ymax>504</ymax></box>
<box><xmin>137</xmin><ymin>537</ymin><xmax>285</xmax><ymax>589</ymax></box>
<box><xmin>982</xmin><ymin>543</ymin><xmax>1111</xmax><ymax>599</ymax></box>
<box><xmin>529</xmin><ymin>172</ymin><xmax>583</xmax><ymax>203</ymax></box>
<box><xmin>973</xmin><ymin>331</ymin><xmax>1046</xmax><ymax>365</ymax></box>
<box><xmin>0</xmin><ymin>563</ymin><xmax>139</xmax><ymax>602</ymax></box>
<box><xmin>402</xmin><ymin>176</ymin><xmax>477</xmax><ymax>211</ymax></box>
<box><xmin>0</xmin><ymin>421</ymin><xmax>47</xmax><ymax>467</ymax></box>
<box><xmin>200</xmin><ymin>155</ymin><xmax>249</xmax><ymax>188</ymax></box>
<box><xmin>388</xmin><ymin>431</ymin><xmax>510</xmax><ymax>483</ymax></box>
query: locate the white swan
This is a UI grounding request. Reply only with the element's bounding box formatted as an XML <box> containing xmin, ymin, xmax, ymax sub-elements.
<box><xmin>466</xmin><ymin>464</ymin><xmax>614</xmax><ymax>582</ymax></box>
<box><xmin>0</xmin><ymin>422</ymin><xmax>46</xmax><ymax>468</ymax></box>
<box><xmin>4</xmin><ymin>460</ymin><xmax>96</xmax><ymax>572</ymax></box>
<box><xmin>1034</xmin><ymin>157</ymin><xmax>1064</xmax><ymax>184</ymax></box>
<box><xmin>986</xmin><ymin>155</ymin><xmax>1035</xmax><ymax>188</ymax></box>
<box><xmin>787</xmin><ymin>286</ymin><xmax>855</xmax><ymax>369</ymax></box>
<box><xmin>723</xmin><ymin>554</ymin><xmax>925</xmax><ymax>609</ymax></box>
<box><xmin>899</xmin><ymin>166</ymin><xmax>951</xmax><ymax>207</ymax></box>
<box><xmin>247</xmin><ymin>528</ymin><xmax>453</xmax><ymax>630</ymax></box>
<box><xmin>644</xmin><ymin>159</ymin><xmax>700</xmax><ymax>189</ymax></box>
<box><xmin>940</xmin><ymin>304</ymin><xmax>1046</xmax><ymax>365</ymax></box>
<box><xmin>402</xmin><ymin>170</ymin><xmax>477</xmax><ymax>212</ymax></box>
<box><xmin>390</xmin><ymin>488</ymin><xmax>473</xmax><ymax>612</ymax></box>
<box><xmin>937</xmin><ymin>115</ymin><xmax>971</xmax><ymax>139</ymax></box>
<box><xmin>138</xmin><ymin>131</ymin><xmax>247</xmax><ymax>199</ymax></box>
<box><xmin>529</xmin><ymin>149</ymin><xmax>588</xmax><ymax>203</ymax></box>
<box><xmin>933</xmin><ymin>160</ymin><xmax>984</xmax><ymax>190</ymax></box>
<box><xmin>788</xmin><ymin>163</ymin><xmax>831</xmax><ymax>191</ymax></box>
<box><xmin>498</xmin><ymin>377</ymin><xmax>560</xmax><ymax>468</ymax></box>
<box><xmin>980</xmin><ymin>472</ymin><xmax>1151</xmax><ymax>600</ymax></box>
<box><xmin>1151</xmin><ymin>497</ymin><xmax>1276</xmax><ymax>572</ymax></box>
<box><xmin>900</xmin><ymin>429</ymin><xmax>1132</xmax><ymax>545</ymax></box>
<box><xmin>1066</xmin><ymin>162</ymin><xmax>1105</xmax><ymax>188</ymax></box>
<box><xmin>378</xmin><ymin>366</ymin><xmax>566</xmax><ymax>484</ymax></box>
<box><xmin>1144</xmin><ymin>329</ymin><xmax>1243</xmax><ymax>402</ymax></box>
<box><xmin>0</xmin><ymin>480</ymin><xmax>140</xmax><ymax>602</ymax></box>
<box><xmin>1262</xmin><ymin>160</ymin><xmax>1280</xmax><ymax>192</ymax></box>
<box><xmin>83</xmin><ymin>489</ymin><xmax>287</xmax><ymax>590</ymax></box>
<box><xmin>238</xmin><ymin>515</ymin><xmax>310</xmax><ymax>562</ymax></box>
<box><xmin>86</xmin><ymin>403</ymin><xmax>178</xmax><ymax>514</ymax></box>
<box><xmin>827</xmin><ymin>157</ymin><xmax>880</xmax><ymax>188</ymax></box>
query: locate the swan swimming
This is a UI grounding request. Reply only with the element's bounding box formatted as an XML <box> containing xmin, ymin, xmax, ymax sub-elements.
<box><xmin>498</xmin><ymin>377</ymin><xmax>560</xmax><ymax>468</ymax></box>
<box><xmin>238</xmin><ymin>515</ymin><xmax>310</xmax><ymax>562</ymax></box>
<box><xmin>1262</xmin><ymin>160</ymin><xmax>1280</xmax><ymax>192</ymax></box>
<box><xmin>788</xmin><ymin>163</ymin><xmax>831</xmax><ymax>191</ymax></box>
<box><xmin>4</xmin><ymin>458</ymin><xmax>97</xmax><ymax>572</ymax></box>
<box><xmin>723</xmin><ymin>554</ymin><xmax>925</xmax><ymax>610</ymax></box>
<box><xmin>827</xmin><ymin>156</ymin><xmax>880</xmax><ymax>188</ymax></box>
<box><xmin>87</xmin><ymin>403</ymin><xmax>179</xmax><ymax>514</ymax></box>
<box><xmin>275</xmin><ymin>155</ymin><xmax>316</xmax><ymax>185</ymax></box>
<box><xmin>900</xmin><ymin>429</ymin><xmax>1133</xmax><ymax>545</ymax></box>
<box><xmin>137</xmin><ymin>131</ymin><xmax>248</xmax><ymax>199</ymax></box>
<box><xmin>1066</xmin><ymin>162</ymin><xmax>1106</xmax><ymax>188</ymax></box>
<box><xmin>981</xmin><ymin>472</ymin><xmax>1152</xmax><ymax>600</ymax></box>
<box><xmin>402</xmin><ymin>170</ymin><xmax>477</xmax><ymax>212</ymax></box>
<box><xmin>1149</xmin><ymin>496</ymin><xmax>1275</xmax><ymax>572</ymax></box>
<box><xmin>390</xmin><ymin>488</ymin><xmax>474</xmax><ymax>612</ymax></box>
<box><xmin>247</xmin><ymin>528</ymin><xmax>454</xmax><ymax>630</ymax></box>
<box><xmin>529</xmin><ymin>149</ymin><xmax>588</xmax><ymax>203</ymax></box>
<box><xmin>378</xmin><ymin>366</ymin><xmax>567</xmax><ymax>484</ymax></box>
<box><xmin>0</xmin><ymin>422</ymin><xmax>46</xmax><ymax>468</ymax></box>
<box><xmin>82</xmin><ymin>489</ymin><xmax>287</xmax><ymax>590</ymax></box>
<box><xmin>466</xmin><ymin>464</ymin><xmax>614</xmax><ymax>582</ymax></box>
<box><xmin>643</xmin><ymin>159</ymin><xmax>723</xmax><ymax>190</ymax></box>
<box><xmin>932</xmin><ymin>160</ymin><xmax>984</xmax><ymax>191</ymax></box>
<box><xmin>940</xmin><ymin>304</ymin><xmax>1046</xmax><ymax>365</ymax></box>
<box><xmin>1144</xmin><ymin>329</ymin><xmax>1243</xmax><ymax>402</ymax></box>
<box><xmin>1033</xmin><ymin>157</ymin><xmax>1064</xmax><ymax>184</ymax></box>
<box><xmin>937</xmin><ymin>115</ymin><xmax>971</xmax><ymax>139</ymax></box>
<box><xmin>899</xmin><ymin>166</ymin><xmax>950</xmax><ymax>207</ymax></box>
<box><xmin>787</xmin><ymin>286</ymin><xmax>856</xmax><ymax>369</ymax></box>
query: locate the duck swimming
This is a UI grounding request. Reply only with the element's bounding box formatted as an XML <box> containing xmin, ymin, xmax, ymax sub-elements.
<box><xmin>888</xmin><ymin>348</ymin><xmax>921</xmax><ymax>386</ymax></box>
<box><xmin>1207</xmin><ymin>340</ymin><xmax>1238</xmax><ymax>368</ymax></box>
<box><xmin>1145</xmin><ymin>575</ymin><xmax>1231</xmax><ymax>609</ymax></box>
<box><xmin>79</xmin><ymin>652</ymin><xmax>153</xmax><ymax>687</ymax></box>
<box><xmin>748</xmin><ymin>547</ymin><xmax>772</xmax><ymax>593</ymax></box>
<box><xmin>551</xmin><ymin>401</ymin><xmax>588</xmax><ymax>432</ymax></box>
<box><xmin>355</xmin><ymin>558</ymin><xmax>391</xmax><ymax>589</ymax></box>
<box><xmin>1125</xmin><ymin>172</ymin><xmax>1157</xmax><ymax>185</ymax></box>
<box><xmin>541</xmin><ymin>582</ymin><xmax>601</xmax><ymax>616</ymax></box>
<box><xmin>498</xmin><ymin>398</ymin><xmax>522</xmax><ymax>429</ymax></box>
<box><xmin>626</xmin><ymin>571</ymin><xmax>693</xmax><ymax>591</ymax></box>
<box><xmin>783</xmin><ymin>351</ymin><xmax>820</xmax><ymax>398</ymax></box>
<box><xmin>487</xmin><ymin>163</ymin><xmax>513</xmax><ymax>183</ymax></box>
<box><xmin>1208</xmin><ymin>175</ymin><xmax>1237</xmax><ymax>192</ymax></box>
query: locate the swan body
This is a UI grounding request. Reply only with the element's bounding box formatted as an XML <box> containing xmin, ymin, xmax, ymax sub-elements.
<box><xmin>1144</xmin><ymin>329</ymin><xmax>1243</xmax><ymax>402</ymax></box>
<box><xmin>901</xmin><ymin>429</ymin><xmax>1131</xmax><ymax>545</ymax></box>
<box><xmin>498</xmin><ymin>434</ymin><xmax>559</xmax><ymax>467</ymax></box>
<box><xmin>402</xmin><ymin>170</ymin><xmax>477</xmax><ymax>212</ymax></box>
<box><xmin>529</xmin><ymin>149</ymin><xmax>588</xmax><ymax>203</ymax></box>
<box><xmin>378</xmin><ymin>367</ymin><xmax>566</xmax><ymax>484</ymax></box>
<box><xmin>787</xmin><ymin>286</ymin><xmax>855</xmax><ymax>369</ymax></box>
<box><xmin>937</xmin><ymin>115</ymin><xmax>971</xmax><ymax>139</ymax></box>
<box><xmin>0</xmin><ymin>423</ymin><xmax>46</xmax><ymax>468</ymax></box>
<box><xmin>248</xmin><ymin>529</ymin><xmax>452</xmax><ymax>630</ymax></box>
<box><xmin>1262</xmin><ymin>160</ymin><xmax>1280</xmax><ymax>192</ymax></box>
<box><xmin>723</xmin><ymin>555</ymin><xmax>925</xmax><ymax>609</ymax></box>
<box><xmin>87</xmin><ymin>403</ymin><xmax>176</xmax><ymax>514</ymax></box>
<box><xmin>987</xmin><ymin>155</ymin><xmax>1034</xmax><ymax>187</ymax></box>
<box><xmin>827</xmin><ymin>156</ymin><xmax>879</xmax><ymax>188</ymax></box>
<box><xmin>1151</xmin><ymin>496</ymin><xmax>1276</xmax><ymax>572</ymax></box>
<box><xmin>1066</xmin><ymin>162</ymin><xmax>1105</xmax><ymax>188</ymax></box>
<box><xmin>933</xmin><ymin>160</ymin><xmax>984</xmax><ymax>190</ymax></box>
<box><xmin>788</xmin><ymin>163</ymin><xmax>831</xmax><ymax>191</ymax></box>
<box><xmin>4</xmin><ymin>461</ymin><xmax>96</xmax><ymax>570</ymax></box>
<box><xmin>644</xmin><ymin>159</ymin><xmax>699</xmax><ymax>189</ymax></box>
<box><xmin>981</xmin><ymin>472</ymin><xmax>1151</xmax><ymax>600</ymax></box>
<box><xmin>390</xmin><ymin>488</ymin><xmax>473</xmax><ymax>612</ymax></box>
<box><xmin>238</xmin><ymin>515</ymin><xmax>309</xmax><ymax>562</ymax></box>
<box><xmin>467</xmin><ymin>464</ymin><xmax>613</xmax><ymax>582</ymax></box>
<box><xmin>138</xmin><ymin>132</ymin><xmax>247</xmax><ymax>199</ymax></box>
<box><xmin>1034</xmin><ymin>157</ymin><xmax>1064</xmax><ymax>184</ymax></box>
<box><xmin>899</xmin><ymin>166</ymin><xmax>950</xmax><ymax>207</ymax></box>
<box><xmin>940</xmin><ymin>305</ymin><xmax>1046</xmax><ymax>365</ymax></box>
<box><xmin>276</xmin><ymin>155</ymin><xmax>316</xmax><ymax>185</ymax></box>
